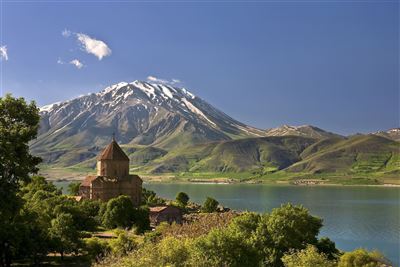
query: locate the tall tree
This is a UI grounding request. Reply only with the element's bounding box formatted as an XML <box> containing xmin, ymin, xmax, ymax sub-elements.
<box><xmin>0</xmin><ymin>94</ymin><xmax>41</xmax><ymax>267</ymax></box>
<box><xmin>49</xmin><ymin>213</ymin><xmax>81</xmax><ymax>260</ymax></box>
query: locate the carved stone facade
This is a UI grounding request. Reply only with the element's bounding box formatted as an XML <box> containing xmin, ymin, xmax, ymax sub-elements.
<box><xmin>79</xmin><ymin>139</ymin><xmax>142</xmax><ymax>205</ymax></box>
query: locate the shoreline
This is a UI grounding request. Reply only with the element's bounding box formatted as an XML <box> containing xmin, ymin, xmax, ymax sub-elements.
<box><xmin>48</xmin><ymin>177</ymin><xmax>400</xmax><ymax>188</ymax></box>
<box><xmin>40</xmin><ymin>168</ymin><xmax>400</xmax><ymax>187</ymax></box>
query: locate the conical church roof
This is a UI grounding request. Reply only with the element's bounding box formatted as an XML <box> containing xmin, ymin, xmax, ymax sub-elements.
<box><xmin>97</xmin><ymin>140</ymin><xmax>129</xmax><ymax>161</ymax></box>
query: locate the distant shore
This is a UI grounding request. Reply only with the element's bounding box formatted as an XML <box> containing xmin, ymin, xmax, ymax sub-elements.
<box><xmin>47</xmin><ymin>175</ymin><xmax>400</xmax><ymax>188</ymax></box>
<box><xmin>39</xmin><ymin>166</ymin><xmax>400</xmax><ymax>187</ymax></box>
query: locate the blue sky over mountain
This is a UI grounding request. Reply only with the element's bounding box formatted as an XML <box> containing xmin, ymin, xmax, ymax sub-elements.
<box><xmin>1</xmin><ymin>1</ymin><xmax>398</xmax><ymax>134</ymax></box>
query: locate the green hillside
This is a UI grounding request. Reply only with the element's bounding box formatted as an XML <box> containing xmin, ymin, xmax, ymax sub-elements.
<box><xmin>40</xmin><ymin>134</ymin><xmax>400</xmax><ymax>185</ymax></box>
<box><xmin>134</xmin><ymin>136</ymin><xmax>314</xmax><ymax>174</ymax></box>
<box><xmin>286</xmin><ymin>135</ymin><xmax>399</xmax><ymax>175</ymax></box>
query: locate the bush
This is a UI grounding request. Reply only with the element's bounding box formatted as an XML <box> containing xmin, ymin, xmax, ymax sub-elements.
<box><xmin>338</xmin><ymin>248</ymin><xmax>390</xmax><ymax>267</ymax></box>
<box><xmin>282</xmin><ymin>245</ymin><xmax>336</xmax><ymax>267</ymax></box>
<box><xmin>110</xmin><ymin>232</ymin><xmax>138</xmax><ymax>256</ymax></box>
<box><xmin>202</xmin><ymin>197</ymin><xmax>219</xmax><ymax>213</ymax></box>
<box><xmin>85</xmin><ymin>237</ymin><xmax>111</xmax><ymax>261</ymax></box>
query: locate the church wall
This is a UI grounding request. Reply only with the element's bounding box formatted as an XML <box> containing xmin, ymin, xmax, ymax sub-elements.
<box><xmin>90</xmin><ymin>176</ymin><xmax>142</xmax><ymax>206</ymax></box>
<box><xmin>97</xmin><ymin>160</ymin><xmax>129</xmax><ymax>177</ymax></box>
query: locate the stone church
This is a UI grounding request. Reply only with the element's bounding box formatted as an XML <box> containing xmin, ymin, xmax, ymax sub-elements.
<box><xmin>79</xmin><ymin>138</ymin><xmax>142</xmax><ymax>206</ymax></box>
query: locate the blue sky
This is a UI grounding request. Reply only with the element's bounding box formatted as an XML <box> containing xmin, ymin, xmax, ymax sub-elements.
<box><xmin>1</xmin><ymin>1</ymin><xmax>398</xmax><ymax>135</ymax></box>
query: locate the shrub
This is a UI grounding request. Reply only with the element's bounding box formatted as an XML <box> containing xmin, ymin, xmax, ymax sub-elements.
<box><xmin>176</xmin><ymin>192</ymin><xmax>190</xmax><ymax>207</ymax></box>
<box><xmin>202</xmin><ymin>197</ymin><xmax>219</xmax><ymax>213</ymax></box>
<box><xmin>338</xmin><ymin>248</ymin><xmax>390</xmax><ymax>267</ymax></box>
<box><xmin>85</xmin><ymin>237</ymin><xmax>111</xmax><ymax>262</ymax></box>
<box><xmin>282</xmin><ymin>245</ymin><xmax>336</xmax><ymax>267</ymax></box>
<box><xmin>110</xmin><ymin>232</ymin><xmax>138</xmax><ymax>256</ymax></box>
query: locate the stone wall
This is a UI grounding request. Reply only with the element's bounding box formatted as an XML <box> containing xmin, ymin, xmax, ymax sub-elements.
<box><xmin>97</xmin><ymin>159</ymin><xmax>129</xmax><ymax>177</ymax></box>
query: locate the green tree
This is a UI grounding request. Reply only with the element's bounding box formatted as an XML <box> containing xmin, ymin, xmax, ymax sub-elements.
<box><xmin>49</xmin><ymin>213</ymin><xmax>81</xmax><ymax>260</ymax></box>
<box><xmin>142</xmin><ymin>188</ymin><xmax>165</xmax><ymax>206</ymax></box>
<box><xmin>131</xmin><ymin>206</ymin><xmax>151</xmax><ymax>234</ymax></box>
<box><xmin>20</xmin><ymin>176</ymin><xmax>60</xmax><ymax>200</ymax></box>
<box><xmin>338</xmin><ymin>248</ymin><xmax>390</xmax><ymax>267</ymax></box>
<box><xmin>176</xmin><ymin>192</ymin><xmax>189</xmax><ymax>207</ymax></box>
<box><xmin>192</xmin><ymin>226</ymin><xmax>259</xmax><ymax>267</ymax></box>
<box><xmin>316</xmin><ymin>237</ymin><xmax>341</xmax><ymax>260</ymax></box>
<box><xmin>282</xmin><ymin>245</ymin><xmax>336</xmax><ymax>267</ymax></box>
<box><xmin>102</xmin><ymin>196</ymin><xmax>135</xmax><ymax>229</ymax></box>
<box><xmin>202</xmin><ymin>197</ymin><xmax>219</xmax><ymax>213</ymax></box>
<box><xmin>67</xmin><ymin>181</ymin><xmax>81</xmax><ymax>196</ymax></box>
<box><xmin>0</xmin><ymin>94</ymin><xmax>41</xmax><ymax>267</ymax></box>
<box><xmin>254</xmin><ymin>203</ymin><xmax>323</xmax><ymax>266</ymax></box>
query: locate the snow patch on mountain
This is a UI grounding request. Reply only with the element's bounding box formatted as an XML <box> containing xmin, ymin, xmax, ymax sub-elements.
<box><xmin>181</xmin><ymin>98</ymin><xmax>216</xmax><ymax>127</ymax></box>
<box><xmin>40</xmin><ymin>102</ymin><xmax>62</xmax><ymax>112</ymax></box>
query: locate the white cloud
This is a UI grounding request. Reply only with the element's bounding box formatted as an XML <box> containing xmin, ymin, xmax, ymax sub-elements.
<box><xmin>76</xmin><ymin>33</ymin><xmax>111</xmax><ymax>60</ymax></box>
<box><xmin>147</xmin><ymin>76</ymin><xmax>182</xmax><ymax>86</ymax></box>
<box><xmin>172</xmin><ymin>79</ymin><xmax>181</xmax><ymax>84</ymax></box>
<box><xmin>62</xmin><ymin>29</ymin><xmax>71</xmax><ymax>38</ymax></box>
<box><xmin>0</xmin><ymin>45</ymin><xmax>8</xmax><ymax>61</ymax></box>
<box><xmin>70</xmin><ymin>59</ymin><xmax>84</xmax><ymax>69</ymax></box>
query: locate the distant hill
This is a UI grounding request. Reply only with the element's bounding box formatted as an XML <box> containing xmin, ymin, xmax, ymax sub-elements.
<box><xmin>32</xmin><ymin>81</ymin><xmax>399</xmax><ymax>180</ymax></box>
<box><xmin>373</xmin><ymin>128</ymin><xmax>400</xmax><ymax>141</ymax></box>
<box><xmin>265</xmin><ymin>125</ymin><xmax>342</xmax><ymax>139</ymax></box>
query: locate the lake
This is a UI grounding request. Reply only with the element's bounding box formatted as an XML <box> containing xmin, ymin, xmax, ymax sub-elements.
<box><xmin>54</xmin><ymin>181</ymin><xmax>400</xmax><ymax>265</ymax></box>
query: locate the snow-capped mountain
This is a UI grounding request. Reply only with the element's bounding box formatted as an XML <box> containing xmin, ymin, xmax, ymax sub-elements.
<box><xmin>32</xmin><ymin>80</ymin><xmax>265</xmax><ymax>163</ymax></box>
<box><xmin>373</xmin><ymin>128</ymin><xmax>400</xmax><ymax>141</ymax></box>
<box><xmin>265</xmin><ymin>125</ymin><xmax>341</xmax><ymax>139</ymax></box>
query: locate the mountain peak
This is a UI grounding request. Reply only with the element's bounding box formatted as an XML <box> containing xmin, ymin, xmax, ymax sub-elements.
<box><xmin>34</xmin><ymin>80</ymin><xmax>265</xmax><ymax>161</ymax></box>
<box><xmin>265</xmin><ymin>124</ymin><xmax>341</xmax><ymax>139</ymax></box>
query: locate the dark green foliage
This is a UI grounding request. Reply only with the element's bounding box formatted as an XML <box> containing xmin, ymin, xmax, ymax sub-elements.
<box><xmin>67</xmin><ymin>181</ymin><xmax>81</xmax><ymax>196</ymax></box>
<box><xmin>49</xmin><ymin>213</ymin><xmax>82</xmax><ymax>260</ymax></box>
<box><xmin>132</xmin><ymin>206</ymin><xmax>151</xmax><ymax>234</ymax></box>
<box><xmin>202</xmin><ymin>197</ymin><xmax>219</xmax><ymax>213</ymax></box>
<box><xmin>316</xmin><ymin>237</ymin><xmax>341</xmax><ymax>260</ymax></box>
<box><xmin>176</xmin><ymin>192</ymin><xmax>189</xmax><ymax>207</ymax></box>
<box><xmin>102</xmin><ymin>196</ymin><xmax>150</xmax><ymax>232</ymax></box>
<box><xmin>102</xmin><ymin>196</ymin><xmax>135</xmax><ymax>229</ymax></box>
<box><xmin>0</xmin><ymin>94</ymin><xmax>41</xmax><ymax>267</ymax></box>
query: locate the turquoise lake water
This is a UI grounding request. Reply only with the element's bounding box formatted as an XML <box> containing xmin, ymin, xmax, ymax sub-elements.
<box><xmin>54</xmin><ymin>181</ymin><xmax>400</xmax><ymax>265</ymax></box>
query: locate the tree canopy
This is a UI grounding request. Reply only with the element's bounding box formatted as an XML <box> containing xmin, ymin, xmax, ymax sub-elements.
<box><xmin>0</xmin><ymin>94</ymin><xmax>41</xmax><ymax>267</ymax></box>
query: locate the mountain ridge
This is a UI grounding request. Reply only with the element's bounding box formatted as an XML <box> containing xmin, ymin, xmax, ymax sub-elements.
<box><xmin>33</xmin><ymin>80</ymin><xmax>399</xmax><ymax>181</ymax></box>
